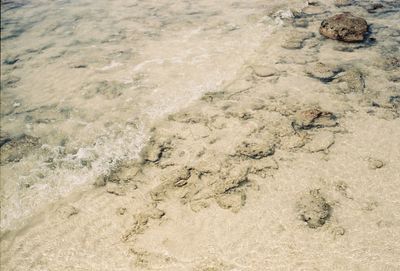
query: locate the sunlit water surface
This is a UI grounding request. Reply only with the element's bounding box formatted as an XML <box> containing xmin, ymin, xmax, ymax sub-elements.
<box><xmin>0</xmin><ymin>0</ymin><xmax>300</xmax><ymax>230</ymax></box>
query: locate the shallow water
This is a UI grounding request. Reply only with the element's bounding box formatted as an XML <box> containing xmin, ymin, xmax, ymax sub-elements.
<box><xmin>1</xmin><ymin>1</ymin><xmax>400</xmax><ymax>270</ymax></box>
<box><xmin>0</xmin><ymin>0</ymin><xmax>305</xmax><ymax>230</ymax></box>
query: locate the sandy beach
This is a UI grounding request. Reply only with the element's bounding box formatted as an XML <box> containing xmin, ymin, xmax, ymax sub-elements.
<box><xmin>1</xmin><ymin>0</ymin><xmax>400</xmax><ymax>270</ymax></box>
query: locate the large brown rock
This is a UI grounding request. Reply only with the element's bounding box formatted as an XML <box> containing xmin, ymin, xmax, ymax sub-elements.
<box><xmin>319</xmin><ymin>12</ymin><xmax>368</xmax><ymax>42</ymax></box>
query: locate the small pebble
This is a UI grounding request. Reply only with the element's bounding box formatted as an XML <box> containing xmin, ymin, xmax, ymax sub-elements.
<box><xmin>117</xmin><ymin>207</ymin><xmax>127</xmax><ymax>215</ymax></box>
<box><xmin>368</xmin><ymin>158</ymin><xmax>384</xmax><ymax>169</ymax></box>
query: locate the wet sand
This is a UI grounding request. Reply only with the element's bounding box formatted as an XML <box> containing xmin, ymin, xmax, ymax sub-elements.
<box><xmin>1</xmin><ymin>0</ymin><xmax>400</xmax><ymax>270</ymax></box>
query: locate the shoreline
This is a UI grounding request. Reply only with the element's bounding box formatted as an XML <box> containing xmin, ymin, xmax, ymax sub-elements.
<box><xmin>1</xmin><ymin>0</ymin><xmax>292</xmax><ymax>231</ymax></box>
<box><xmin>1</xmin><ymin>0</ymin><xmax>400</xmax><ymax>270</ymax></box>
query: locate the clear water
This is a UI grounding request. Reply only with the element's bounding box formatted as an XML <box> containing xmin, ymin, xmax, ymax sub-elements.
<box><xmin>0</xmin><ymin>0</ymin><xmax>298</xmax><ymax>230</ymax></box>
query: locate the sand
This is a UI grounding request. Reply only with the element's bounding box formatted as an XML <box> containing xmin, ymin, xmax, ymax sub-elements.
<box><xmin>1</xmin><ymin>0</ymin><xmax>400</xmax><ymax>270</ymax></box>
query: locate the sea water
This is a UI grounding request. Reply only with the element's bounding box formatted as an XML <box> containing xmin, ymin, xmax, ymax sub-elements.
<box><xmin>0</xmin><ymin>0</ymin><xmax>302</xmax><ymax>230</ymax></box>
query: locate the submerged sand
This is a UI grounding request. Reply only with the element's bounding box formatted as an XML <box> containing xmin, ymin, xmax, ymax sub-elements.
<box><xmin>1</xmin><ymin>0</ymin><xmax>400</xmax><ymax>270</ymax></box>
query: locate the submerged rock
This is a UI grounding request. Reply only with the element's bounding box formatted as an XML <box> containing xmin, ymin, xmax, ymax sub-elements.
<box><xmin>319</xmin><ymin>13</ymin><xmax>368</xmax><ymax>42</ymax></box>
<box><xmin>281</xmin><ymin>31</ymin><xmax>315</xmax><ymax>49</ymax></box>
<box><xmin>334</xmin><ymin>0</ymin><xmax>352</xmax><ymax>7</ymax></box>
<box><xmin>369</xmin><ymin>90</ymin><xmax>400</xmax><ymax>119</ymax></box>
<box><xmin>215</xmin><ymin>193</ymin><xmax>246</xmax><ymax>213</ymax></box>
<box><xmin>305</xmin><ymin>62</ymin><xmax>341</xmax><ymax>82</ymax></box>
<box><xmin>367</xmin><ymin>158</ymin><xmax>384</xmax><ymax>169</ymax></box>
<box><xmin>251</xmin><ymin>65</ymin><xmax>278</xmax><ymax>77</ymax></box>
<box><xmin>0</xmin><ymin>134</ymin><xmax>40</xmax><ymax>164</ymax></box>
<box><xmin>366</xmin><ymin>3</ymin><xmax>384</xmax><ymax>13</ymax></box>
<box><xmin>122</xmin><ymin>207</ymin><xmax>165</xmax><ymax>241</ymax></box>
<box><xmin>235</xmin><ymin>136</ymin><xmax>276</xmax><ymax>159</ymax></box>
<box><xmin>81</xmin><ymin>80</ymin><xmax>130</xmax><ymax>99</ymax></box>
<box><xmin>380</xmin><ymin>56</ymin><xmax>400</xmax><ymax>71</ymax></box>
<box><xmin>214</xmin><ymin>165</ymin><xmax>249</xmax><ymax>194</ymax></box>
<box><xmin>293</xmin><ymin>18</ymin><xmax>309</xmax><ymax>28</ymax></box>
<box><xmin>333</xmin><ymin>68</ymin><xmax>365</xmax><ymax>93</ymax></box>
<box><xmin>293</xmin><ymin>108</ymin><xmax>337</xmax><ymax>130</ymax></box>
<box><xmin>56</xmin><ymin>205</ymin><xmax>79</xmax><ymax>219</ymax></box>
<box><xmin>1</xmin><ymin>75</ymin><xmax>21</xmax><ymax>89</ymax></box>
<box><xmin>3</xmin><ymin>57</ymin><xmax>19</xmax><ymax>65</ymax></box>
<box><xmin>296</xmin><ymin>189</ymin><xmax>331</xmax><ymax>228</ymax></box>
<box><xmin>0</xmin><ymin>132</ymin><xmax>11</xmax><ymax>147</ymax></box>
<box><xmin>142</xmin><ymin>138</ymin><xmax>172</xmax><ymax>163</ymax></box>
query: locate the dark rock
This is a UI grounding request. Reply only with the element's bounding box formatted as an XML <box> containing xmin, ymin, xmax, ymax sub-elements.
<box><xmin>319</xmin><ymin>13</ymin><xmax>368</xmax><ymax>42</ymax></box>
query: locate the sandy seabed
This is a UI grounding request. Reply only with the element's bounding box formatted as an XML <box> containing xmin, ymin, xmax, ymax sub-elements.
<box><xmin>1</xmin><ymin>0</ymin><xmax>400</xmax><ymax>270</ymax></box>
